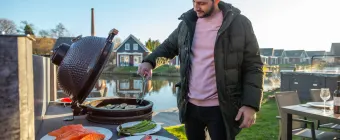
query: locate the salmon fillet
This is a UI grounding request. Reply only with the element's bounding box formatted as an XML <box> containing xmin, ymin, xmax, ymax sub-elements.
<box><xmin>48</xmin><ymin>124</ymin><xmax>105</xmax><ymax>140</ymax></box>
<box><xmin>55</xmin><ymin>130</ymin><xmax>79</xmax><ymax>140</ymax></box>
<box><xmin>80</xmin><ymin>133</ymin><xmax>105</xmax><ymax>140</ymax></box>
<box><xmin>48</xmin><ymin>124</ymin><xmax>84</xmax><ymax>137</ymax></box>
<box><xmin>57</xmin><ymin>129</ymin><xmax>98</xmax><ymax>140</ymax></box>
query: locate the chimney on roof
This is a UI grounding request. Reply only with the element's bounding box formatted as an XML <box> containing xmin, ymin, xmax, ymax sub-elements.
<box><xmin>91</xmin><ymin>8</ymin><xmax>95</xmax><ymax>36</ymax></box>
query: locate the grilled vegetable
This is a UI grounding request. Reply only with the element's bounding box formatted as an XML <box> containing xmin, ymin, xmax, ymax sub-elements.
<box><xmin>119</xmin><ymin>120</ymin><xmax>149</xmax><ymax>130</ymax></box>
<box><xmin>118</xmin><ymin>120</ymin><xmax>156</xmax><ymax>136</ymax></box>
<box><xmin>127</xmin><ymin>123</ymin><xmax>156</xmax><ymax>135</ymax></box>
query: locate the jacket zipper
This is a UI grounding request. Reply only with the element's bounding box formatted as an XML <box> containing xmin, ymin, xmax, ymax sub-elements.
<box><xmin>213</xmin><ymin>8</ymin><xmax>241</xmax><ymax>113</ymax></box>
<box><xmin>180</xmin><ymin>15</ymin><xmax>193</xmax><ymax>103</ymax></box>
<box><xmin>214</xmin><ymin>8</ymin><xmax>233</xmax><ymax>88</ymax></box>
<box><xmin>184</xmin><ymin>31</ymin><xmax>192</xmax><ymax>102</ymax></box>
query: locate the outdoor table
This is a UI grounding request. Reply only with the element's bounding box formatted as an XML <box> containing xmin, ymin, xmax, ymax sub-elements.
<box><xmin>280</xmin><ymin>104</ymin><xmax>340</xmax><ymax>140</ymax></box>
<box><xmin>37</xmin><ymin>104</ymin><xmax>179</xmax><ymax>140</ymax></box>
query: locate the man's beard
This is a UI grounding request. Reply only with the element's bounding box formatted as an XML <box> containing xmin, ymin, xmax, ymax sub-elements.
<box><xmin>200</xmin><ymin>5</ymin><xmax>215</xmax><ymax>18</ymax></box>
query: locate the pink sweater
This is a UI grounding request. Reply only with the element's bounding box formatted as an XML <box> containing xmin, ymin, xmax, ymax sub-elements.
<box><xmin>188</xmin><ymin>11</ymin><xmax>223</xmax><ymax>107</ymax></box>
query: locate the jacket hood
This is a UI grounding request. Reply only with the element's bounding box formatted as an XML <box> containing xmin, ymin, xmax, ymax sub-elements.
<box><xmin>178</xmin><ymin>1</ymin><xmax>241</xmax><ymax>21</ymax></box>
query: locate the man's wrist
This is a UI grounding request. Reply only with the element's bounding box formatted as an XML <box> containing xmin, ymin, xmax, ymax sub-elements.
<box><xmin>142</xmin><ymin>60</ymin><xmax>155</xmax><ymax>68</ymax></box>
<box><xmin>242</xmin><ymin>104</ymin><xmax>258</xmax><ymax>112</ymax></box>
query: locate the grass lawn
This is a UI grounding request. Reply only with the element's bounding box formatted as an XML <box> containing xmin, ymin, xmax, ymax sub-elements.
<box><xmin>152</xmin><ymin>64</ymin><xmax>179</xmax><ymax>73</ymax></box>
<box><xmin>235</xmin><ymin>92</ymin><xmax>279</xmax><ymax>140</ymax></box>
<box><xmin>112</xmin><ymin>65</ymin><xmax>179</xmax><ymax>75</ymax></box>
<box><xmin>164</xmin><ymin>124</ymin><xmax>187</xmax><ymax>140</ymax></box>
<box><xmin>113</xmin><ymin>66</ymin><xmax>138</xmax><ymax>73</ymax></box>
<box><xmin>164</xmin><ymin>91</ymin><xmax>284</xmax><ymax>140</ymax></box>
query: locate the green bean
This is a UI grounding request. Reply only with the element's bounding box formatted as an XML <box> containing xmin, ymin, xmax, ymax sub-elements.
<box><xmin>120</xmin><ymin>120</ymin><xmax>150</xmax><ymax>131</ymax></box>
<box><xmin>123</xmin><ymin>123</ymin><xmax>157</xmax><ymax>135</ymax></box>
<box><xmin>119</xmin><ymin>120</ymin><xmax>147</xmax><ymax>130</ymax></box>
<box><xmin>123</xmin><ymin>122</ymin><xmax>151</xmax><ymax>131</ymax></box>
<box><xmin>131</xmin><ymin>123</ymin><xmax>156</xmax><ymax>133</ymax></box>
<box><xmin>118</xmin><ymin>120</ymin><xmax>158</xmax><ymax>136</ymax></box>
<box><xmin>119</xmin><ymin>120</ymin><xmax>152</xmax><ymax>136</ymax></box>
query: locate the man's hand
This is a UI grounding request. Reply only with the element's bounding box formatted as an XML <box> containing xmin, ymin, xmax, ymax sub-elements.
<box><xmin>137</xmin><ymin>62</ymin><xmax>153</xmax><ymax>79</ymax></box>
<box><xmin>235</xmin><ymin>106</ymin><xmax>257</xmax><ymax>128</ymax></box>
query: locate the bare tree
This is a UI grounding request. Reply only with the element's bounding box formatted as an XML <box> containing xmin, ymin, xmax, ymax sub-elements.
<box><xmin>113</xmin><ymin>37</ymin><xmax>122</xmax><ymax>49</ymax></box>
<box><xmin>0</xmin><ymin>18</ymin><xmax>17</xmax><ymax>34</ymax></box>
<box><xmin>50</xmin><ymin>23</ymin><xmax>70</xmax><ymax>38</ymax></box>
<box><xmin>38</xmin><ymin>29</ymin><xmax>51</xmax><ymax>37</ymax></box>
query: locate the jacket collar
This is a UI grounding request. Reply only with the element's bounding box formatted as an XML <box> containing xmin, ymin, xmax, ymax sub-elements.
<box><xmin>178</xmin><ymin>1</ymin><xmax>241</xmax><ymax>36</ymax></box>
<box><xmin>178</xmin><ymin>1</ymin><xmax>240</xmax><ymax>22</ymax></box>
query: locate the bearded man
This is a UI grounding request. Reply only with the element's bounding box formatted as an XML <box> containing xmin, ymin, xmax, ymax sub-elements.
<box><xmin>138</xmin><ymin>0</ymin><xmax>264</xmax><ymax>139</ymax></box>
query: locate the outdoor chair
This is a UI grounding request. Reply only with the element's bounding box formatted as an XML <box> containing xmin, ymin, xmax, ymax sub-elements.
<box><xmin>310</xmin><ymin>89</ymin><xmax>324</xmax><ymax>102</ymax></box>
<box><xmin>310</xmin><ymin>89</ymin><xmax>340</xmax><ymax>131</ymax></box>
<box><xmin>275</xmin><ymin>91</ymin><xmax>340</xmax><ymax>140</ymax></box>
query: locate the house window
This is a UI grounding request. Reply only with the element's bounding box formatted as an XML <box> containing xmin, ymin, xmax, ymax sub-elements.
<box><xmin>133</xmin><ymin>44</ymin><xmax>138</xmax><ymax>50</ymax></box>
<box><xmin>119</xmin><ymin>79</ymin><xmax>130</xmax><ymax>89</ymax></box>
<box><xmin>120</xmin><ymin>55</ymin><xmax>129</xmax><ymax>66</ymax></box>
<box><xmin>138</xmin><ymin>56</ymin><xmax>142</xmax><ymax>63</ymax></box>
<box><xmin>133</xmin><ymin>56</ymin><xmax>142</xmax><ymax>66</ymax></box>
<box><xmin>125</xmin><ymin>44</ymin><xmax>130</xmax><ymax>50</ymax></box>
<box><xmin>133</xmin><ymin>80</ymin><xmax>142</xmax><ymax>90</ymax></box>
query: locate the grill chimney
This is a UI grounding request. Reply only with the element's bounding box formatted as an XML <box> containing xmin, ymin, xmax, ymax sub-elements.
<box><xmin>91</xmin><ymin>8</ymin><xmax>95</xmax><ymax>36</ymax></box>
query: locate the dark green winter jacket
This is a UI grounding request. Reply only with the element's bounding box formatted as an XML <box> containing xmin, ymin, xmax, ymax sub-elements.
<box><xmin>142</xmin><ymin>1</ymin><xmax>264</xmax><ymax>139</ymax></box>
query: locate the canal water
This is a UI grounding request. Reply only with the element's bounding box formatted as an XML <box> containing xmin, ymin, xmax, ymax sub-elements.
<box><xmin>74</xmin><ymin>74</ymin><xmax>279</xmax><ymax>112</ymax></box>
<box><xmin>93</xmin><ymin>75</ymin><xmax>180</xmax><ymax>111</ymax></box>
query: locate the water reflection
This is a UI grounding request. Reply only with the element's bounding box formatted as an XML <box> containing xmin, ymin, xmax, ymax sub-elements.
<box><xmin>264</xmin><ymin>69</ymin><xmax>281</xmax><ymax>91</ymax></box>
<box><xmin>57</xmin><ymin>74</ymin><xmax>279</xmax><ymax>111</ymax></box>
<box><xmin>96</xmin><ymin>75</ymin><xmax>180</xmax><ymax>111</ymax></box>
<box><xmin>99</xmin><ymin>75</ymin><xmax>179</xmax><ymax>97</ymax></box>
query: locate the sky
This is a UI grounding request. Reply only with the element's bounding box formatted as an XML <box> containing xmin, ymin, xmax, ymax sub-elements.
<box><xmin>1</xmin><ymin>0</ymin><xmax>340</xmax><ymax>51</ymax></box>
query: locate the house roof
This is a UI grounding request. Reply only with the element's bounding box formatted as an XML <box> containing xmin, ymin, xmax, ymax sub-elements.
<box><xmin>114</xmin><ymin>34</ymin><xmax>150</xmax><ymax>52</ymax></box>
<box><xmin>326</xmin><ymin>52</ymin><xmax>333</xmax><ymax>55</ymax></box>
<box><xmin>52</xmin><ymin>37</ymin><xmax>74</xmax><ymax>50</ymax></box>
<box><xmin>306</xmin><ymin>51</ymin><xmax>326</xmax><ymax>57</ymax></box>
<box><xmin>259</xmin><ymin>48</ymin><xmax>274</xmax><ymax>56</ymax></box>
<box><xmin>285</xmin><ymin>50</ymin><xmax>305</xmax><ymax>57</ymax></box>
<box><xmin>330</xmin><ymin>43</ymin><xmax>340</xmax><ymax>56</ymax></box>
<box><xmin>274</xmin><ymin>49</ymin><xmax>284</xmax><ymax>57</ymax></box>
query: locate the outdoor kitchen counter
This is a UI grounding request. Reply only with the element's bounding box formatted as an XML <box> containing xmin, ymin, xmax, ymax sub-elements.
<box><xmin>37</xmin><ymin>103</ymin><xmax>179</xmax><ymax>140</ymax></box>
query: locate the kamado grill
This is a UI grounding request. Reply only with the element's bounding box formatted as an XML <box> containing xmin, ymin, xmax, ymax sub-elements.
<box><xmin>50</xmin><ymin>28</ymin><xmax>153</xmax><ymax>125</ymax></box>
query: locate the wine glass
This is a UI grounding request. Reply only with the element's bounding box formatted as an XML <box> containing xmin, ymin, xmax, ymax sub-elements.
<box><xmin>320</xmin><ymin>88</ymin><xmax>331</xmax><ymax>114</ymax></box>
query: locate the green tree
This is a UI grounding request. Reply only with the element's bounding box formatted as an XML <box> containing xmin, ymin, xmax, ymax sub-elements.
<box><xmin>145</xmin><ymin>38</ymin><xmax>170</xmax><ymax>67</ymax></box>
<box><xmin>150</xmin><ymin>80</ymin><xmax>168</xmax><ymax>92</ymax></box>
<box><xmin>20</xmin><ymin>21</ymin><xmax>35</xmax><ymax>35</ymax></box>
<box><xmin>145</xmin><ymin>38</ymin><xmax>153</xmax><ymax>51</ymax></box>
<box><xmin>145</xmin><ymin>38</ymin><xmax>160</xmax><ymax>52</ymax></box>
<box><xmin>24</xmin><ymin>24</ymin><xmax>34</xmax><ymax>35</ymax></box>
